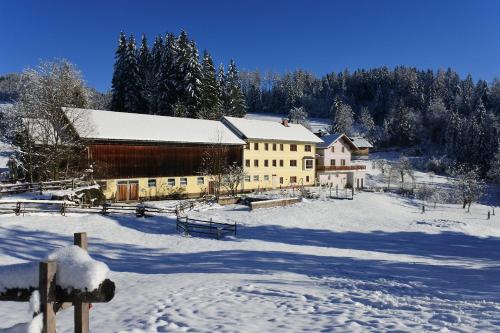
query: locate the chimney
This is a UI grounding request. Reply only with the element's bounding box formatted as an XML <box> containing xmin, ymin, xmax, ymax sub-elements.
<box><xmin>282</xmin><ymin>119</ymin><xmax>289</xmax><ymax>127</ymax></box>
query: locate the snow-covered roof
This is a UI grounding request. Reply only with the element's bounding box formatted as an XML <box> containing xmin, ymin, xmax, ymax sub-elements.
<box><xmin>63</xmin><ymin>108</ymin><xmax>245</xmax><ymax>145</ymax></box>
<box><xmin>350</xmin><ymin>136</ymin><xmax>373</xmax><ymax>149</ymax></box>
<box><xmin>317</xmin><ymin>133</ymin><xmax>357</xmax><ymax>150</ymax></box>
<box><xmin>222</xmin><ymin>116</ymin><xmax>323</xmax><ymax>143</ymax></box>
<box><xmin>245</xmin><ymin>112</ymin><xmax>330</xmax><ymax>134</ymax></box>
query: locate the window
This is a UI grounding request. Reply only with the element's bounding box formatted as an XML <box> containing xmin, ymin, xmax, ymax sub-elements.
<box><xmin>342</xmin><ymin>147</ymin><xmax>345</xmax><ymax>153</ymax></box>
<box><xmin>167</xmin><ymin>178</ymin><xmax>175</xmax><ymax>186</ymax></box>
<box><xmin>305</xmin><ymin>145</ymin><xmax>311</xmax><ymax>152</ymax></box>
<box><xmin>290</xmin><ymin>176</ymin><xmax>297</xmax><ymax>183</ymax></box>
<box><xmin>180</xmin><ymin>178</ymin><xmax>188</xmax><ymax>186</ymax></box>
<box><xmin>264</xmin><ymin>160</ymin><xmax>269</xmax><ymax>167</ymax></box>
<box><xmin>97</xmin><ymin>181</ymin><xmax>107</xmax><ymax>191</ymax></box>
<box><xmin>245</xmin><ymin>142</ymin><xmax>250</xmax><ymax>150</ymax></box>
<box><xmin>279</xmin><ymin>160</ymin><xmax>284</xmax><ymax>167</ymax></box>
<box><xmin>197</xmin><ymin>177</ymin><xmax>204</xmax><ymax>185</ymax></box>
<box><xmin>341</xmin><ymin>159</ymin><xmax>346</xmax><ymax>166</ymax></box>
<box><xmin>272</xmin><ymin>160</ymin><xmax>277</xmax><ymax>167</ymax></box>
<box><xmin>254</xmin><ymin>142</ymin><xmax>259</xmax><ymax>150</ymax></box>
<box><xmin>264</xmin><ymin>143</ymin><xmax>269</xmax><ymax>150</ymax></box>
<box><xmin>305</xmin><ymin>159</ymin><xmax>313</xmax><ymax>169</ymax></box>
<box><xmin>148</xmin><ymin>179</ymin><xmax>157</xmax><ymax>187</ymax></box>
<box><xmin>290</xmin><ymin>160</ymin><xmax>297</xmax><ymax>167</ymax></box>
<box><xmin>306</xmin><ymin>176</ymin><xmax>310</xmax><ymax>182</ymax></box>
<box><xmin>280</xmin><ymin>143</ymin><xmax>284</xmax><ymax>151</ymax></box>
<box><xmin>272</xmin><ymin>143</ymin><xmax>277</xmax><ymax>151</ymax></box>
<box><xmin>264</xmin><ymin>175</ymin><xmax>269</xmax><ymax>181</ymax></box>
<box><xmin>290</xmin><ymin>144</ymin><xmax>297</xmax><ymax>151</ymax></box>
<box><xmin>245</xmin><ymin>159</ymin><xmax>250</xmax><ymax>167</ymax></box>
<box><xmin>254</xmin><ymin>159</ymin><xmax>259</xmax><ymax>167</ymax></box>
<box><xmin>331</xmin><ymin>146</ymin><xmax>335</xmax><ymax>153</ymax></box>
<box><xmin>245</xmin><ymin>175</ymin><xmax>251</xmax><ymax>182</ymax></box>
<box><xmin>330</xmin><ymin>159</ymin><xmax>336</xmax><ymax>166</ymax></box>
<box><xmin>253</xmin><ymin>175</ymin><xmax>259</xmax><ymax>181</ymax></box>
<box><xmin>279</xmin><ymin>177</ymin><xmax>284</xmax><ymax>184</ymax></box>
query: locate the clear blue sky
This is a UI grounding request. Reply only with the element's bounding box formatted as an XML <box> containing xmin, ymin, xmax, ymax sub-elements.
<box><xmin>1</xmin><ymin>0</ymin><xmax>499</xmax><ymax>92</ymax></box>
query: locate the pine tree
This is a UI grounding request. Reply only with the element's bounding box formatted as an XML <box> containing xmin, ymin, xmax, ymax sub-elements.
<box><xmin>137</xmin><ymin>34</ymin><xmax>152</xmax><ymax>114</ymax></box>
<box><xmin>149</xmin><ymin>35</ymin><xmax>164</xmax><ymax>114</ymax></box>
<box><xmin>217</xmin><ymin>63</ymin><xmax>229</xmax><ymax>113</ymax></box>
<box><xmin>110</xmin><ymin>32</ymin><xmax>128</xmax><ymax>112</ymax></box>
<box><xmin>122</xmin><ymin>34</ymin><xmax>142</xmax><ymax>113</ymax></box>
<box><xmin>331</xmin><ymin>98</ymin><xmax>354</xmax><ymax>135</ymax></box>
<box><xmin>185</xmin><ymin>40</ymin><xmax>202</xmax><ymax>117</ymax></box>
<box><xmin>198</xmin><ymin>50</ymin><xmax>221</xmax><ymax>119</ymax></box>
<box><xmin>225</xmin><ymin>60</ymin><xmax>246</xmax><ymax>117</ymax></box>
<box><xmin>156</xmin><ymin>33</ymin><xmax>178</xmax><ymax>115</ymax></box>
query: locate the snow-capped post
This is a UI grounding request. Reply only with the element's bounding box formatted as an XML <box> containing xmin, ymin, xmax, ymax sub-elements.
<box><xmin>488</xmin><ymin>211</ymin><xmax>490</xmax><ymax>220</ymax></box>
<box><xmin>493</xmin><ymin>207</ymin><xmax>496</xmax><ymax>216</ymax></box>
<box><xmin>74</xmin><ymin>232</ymin><xmax>90</xmax><ymax>333</ymax></box>
<box><xmin>422</xmin><ymin>205</ymin><xmax>425</xmax><ymax>213</ymax></box>
<box><xmin>40</xmin><ymin>260</ymin><xmax>58</xmax><ymax>333</ymax></box>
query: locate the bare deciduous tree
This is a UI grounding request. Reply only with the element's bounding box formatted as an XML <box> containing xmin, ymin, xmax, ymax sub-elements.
<box><xmin>222</xmin><ymin>162</ymin><xmax>247</xmax><ymax>196</ymax></box>
<box><xmin>451</xmin><ymin>164</ymin><xmax>485</xmax><ymax>212</ymax></box>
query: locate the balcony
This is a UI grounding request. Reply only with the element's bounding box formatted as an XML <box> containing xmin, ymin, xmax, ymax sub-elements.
<box><xmin>317</xmin><ymin>165</ymin><xmax>366</xmax><ymax>171</ymax></box>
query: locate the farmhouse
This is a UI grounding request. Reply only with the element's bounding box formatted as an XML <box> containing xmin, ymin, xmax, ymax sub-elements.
<box><xmin>350</xmin><ymin>136</ymin><xmax>374</xmax><ymax>157</ymax></box>
<box><xmin>63</xmin><ymin>108</ymin><xmax>245</xmax><ymax>201</ymax></box>
<box><xmin>222</xmin><ymin>116</ymin><xmax>323</xmax><ymax>190</ymax></box>
<box><xmin>316</xmin><ymin>133</ymin><xmax>366</xmax><ymax>189</ymax></box>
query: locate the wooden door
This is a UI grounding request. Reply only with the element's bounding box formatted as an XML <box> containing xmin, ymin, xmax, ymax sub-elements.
<box><xmin>117</xmin><ymin>183</ymin><xmax>128</xmax><ymax>201</ymax></box>
<box><xmin>129</xmin><ymin>182</ymin><xmax>139</xmax><ymax>201</ymax></box>
<box><xmin>208</xmin><ymin>181</ymin><xmax>215</xmax><ymax>195</ymax></box>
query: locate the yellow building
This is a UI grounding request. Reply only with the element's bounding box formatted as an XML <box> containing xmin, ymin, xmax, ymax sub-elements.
<box><xmin>222</xmin><ymin>116</ymin><xmax>323</xmax><ymax>191</ymax></box>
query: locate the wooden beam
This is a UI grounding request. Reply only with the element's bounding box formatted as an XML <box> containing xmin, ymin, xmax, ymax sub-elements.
<box><xmin>40</xmin><ymin>260</ymin><xmax>57</xmax><ymax>333</ymax></box>
<box><xmin>1</xmin><ymin>279</ymin><xmax>115</xmax><ymax>303</ymax></box>
<box><xmin>73</xmin><ymin>232</ymin><xmax>89</xmax><ymax>333</ymax></box>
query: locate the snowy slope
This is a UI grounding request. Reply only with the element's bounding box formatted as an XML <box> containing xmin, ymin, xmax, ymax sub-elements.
<box><xmin>0</xmin><ymin>190</ymin><xmax>499</xmax><ymax>332</ymax></box>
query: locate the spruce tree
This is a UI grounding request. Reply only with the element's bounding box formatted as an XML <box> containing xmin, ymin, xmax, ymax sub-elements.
<box><xmin>110</xmin><ymin>32</ymin><xmax>128</xmax><ymax>112</ymax></box>
<box><xmin>185</xmin><ymin>40</ymin><xmax>202</xmax><ymax>117</ymax></box>
<box><xmin>149</xmin><ymin>35</ymin><xmax>164</xmax><ymax>114</ymax></box>
<box><xmin>217</xmin><ymin>63</ymin><xmax>229</xmax><ymax>113</ymax></box>
<box><xmin>122</xmin><ymin>34</ymin><xmax>142</xmax><ymax>113</ymax></box>
<box><xmin>331</xmin><ymin>98</ymin><xmax>354</xmax><ymax>135</ymax></box>
<box><xmin>225</xmin><ymin>60</ymin><xmax>246</xmax><ymax>117</ymax></box>
<box><xmin>156</xmin><ymin>33</ymin><xmax>178</xmax><ymax>115</ymax></box>
<box><xmin>198</xmin><ymin>50</ymin><xmax>221</xmax><ymax>119</ymax></box>
<box><xmin>137</xmin><ymin>34</ymin><xmax>152</xmax><ymax>114</ymax></box>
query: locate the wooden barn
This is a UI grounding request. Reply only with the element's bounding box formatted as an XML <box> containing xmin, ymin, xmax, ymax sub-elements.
<box><xmin>62</xmin><ymin>108</ymin><xmax>245</xmax><ymax>201</ymax></box>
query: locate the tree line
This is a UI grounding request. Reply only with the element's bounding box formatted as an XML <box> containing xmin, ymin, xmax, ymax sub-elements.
<box><xmin>110</xmin><ymin>31</ymin><xmax>246</xmax><ymax>119</ymax></box>
<box><xmin>240</xmin><ymin>67</ymin><xmax>500</xmax><ymax>177</ymax></box>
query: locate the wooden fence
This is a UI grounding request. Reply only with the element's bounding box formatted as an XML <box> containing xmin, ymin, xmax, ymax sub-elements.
<box><xmin>176</xmin><ymin>215</ymin><xmax>237</xmax><ymax>239</ymax></box>
<box><xmin>0</xmin><ymin>200</ymin><xmax>177</xmax><ymax>217</ymax></box>
<box><xmin>0</xmin><ymin>232</ymin><xmax>115</xmax><ymax>333</ymax></box>
<box><xmin>0</xmin><ymin>179</ymin><xmax>92</xmax><ymax>195</ymax></box>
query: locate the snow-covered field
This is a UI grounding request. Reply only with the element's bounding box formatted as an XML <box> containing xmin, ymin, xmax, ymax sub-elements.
<box><xmin>1</xmin><ymin>189</ymin><xmax>499</xmax><ymax>332</ymax></box>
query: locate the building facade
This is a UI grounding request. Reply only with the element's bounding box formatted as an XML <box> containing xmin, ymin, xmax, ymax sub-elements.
<box><xmin>63</xmin><ymin>108</ymin><xmax>245</xmax><ymax>201</ymax></box>
<box><xmin>222</xmin><ymin>117</ymin><xmax>322</xmax><ymax>190</ymax></box>
<box><xmin>316</xmin><ymin>134</ymin><xmax>366</xmax><ymax>189</ymax></box>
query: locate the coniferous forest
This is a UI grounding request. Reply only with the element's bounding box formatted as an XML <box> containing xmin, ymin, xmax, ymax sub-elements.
<box><xmin>109</xmin><ymin>31</ymin><xmax>246</xmax><ymax>119</ymax></box>
<box><xmin>239</xmin><ymin>68</ymin><xmax>500</xmax><ymax>176</ymax></box>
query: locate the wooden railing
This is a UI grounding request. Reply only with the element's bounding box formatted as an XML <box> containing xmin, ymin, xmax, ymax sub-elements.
<box><xmin>0</xmin><ymin>179</ymin><xmax>92</xmax><ymax>195</ymax></box>
<box><xmin>176</xmin><ymin>215</ymin><xmax>237</xmax><ymax>239</ymax></box>
<box><xmin>317</xmin><ymin>165</ymin><xmax>366</xmax><ymax>171</ymax></box>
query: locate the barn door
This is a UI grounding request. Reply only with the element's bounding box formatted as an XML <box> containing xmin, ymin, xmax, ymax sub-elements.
<box><xmin>129</xmin><ymin>181</ymin><xmax>139</xmax><ymax>201</ymax></box>
<box><xmin>117</xmin><ymin>182</ymin><xmax>128</xmax><ymax>201</ymax></box>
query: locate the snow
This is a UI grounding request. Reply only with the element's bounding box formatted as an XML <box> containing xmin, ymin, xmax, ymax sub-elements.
<box><xmin>0</xmin><ymin>246</ymin><xmax>109</xmax><ymax>292</ymax></box>
<box><xmin>62</xmin><ymin>107</ymin><xmax>245</xmax><ymax>145</ymax></box>
<box><xmin>223</xmin><ymin>116</ymin><xmax>323</xmax><ymax>143</ymax></box>
<box><xmin>47</xmin><ymin>245</ymin><xmax>109</xmax><ymax>291</ymax></box>
<box><xmin>245</xmin><ymin>112</ymin><xmax>330</xmax><ymax>134</ymax></box>
<box><xmin>0</xmin><ymin>173</ymin><xmax>499</xmax><ymax>331</ymax></box>
<box><xmin>0</xmin><ymin>141</ymin><xmax>15</xmax><ymax>180</ymax></box>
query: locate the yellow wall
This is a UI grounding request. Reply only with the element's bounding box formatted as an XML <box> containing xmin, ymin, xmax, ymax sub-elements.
<box><xmin>241</xmin><ymin>139</ymin><xmax>316</xmax><ymax>191</ymax></box>
<box><xmin>99</xmin><ymin>175</ymin><xmax>209</xmax><ymax>201</ymax></box>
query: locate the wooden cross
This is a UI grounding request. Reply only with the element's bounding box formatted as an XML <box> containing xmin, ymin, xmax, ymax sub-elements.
<box><xmin>0</xmin><ymin>232</ymin><xmax>115</xmax><ymax>333</ymax></box>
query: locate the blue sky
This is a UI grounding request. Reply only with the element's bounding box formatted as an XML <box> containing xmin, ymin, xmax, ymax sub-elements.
<box><xmin>1</xmin><ymin>0</ymin><xmax>499</xmax><ymax>92</ymax></box>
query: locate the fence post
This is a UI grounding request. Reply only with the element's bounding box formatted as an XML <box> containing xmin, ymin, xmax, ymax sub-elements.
<box><xmin>40</xmin><ymin>260</ymin><xmax>57</xmax><ymax>333</ymax></box>
<box><xmin>422</xmin><ymin>205</ymin><xmax>425</xmax><ymax>213</ymax></box>
<box><xmin>488</xmin><ymin>211</ymin><xmax>490</xmax><ymax>220</ymax></box>
<box><xmin>74</xmin><ymin>233</ymin><xmax>89</xmax><ymax>333</ymax></box>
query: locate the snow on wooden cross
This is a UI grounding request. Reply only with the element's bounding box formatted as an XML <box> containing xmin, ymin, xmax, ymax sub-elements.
<box><xmin>0</xmin><ymin>232</ymin><xmax>115</xmax><ymax>333</ymax></box>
